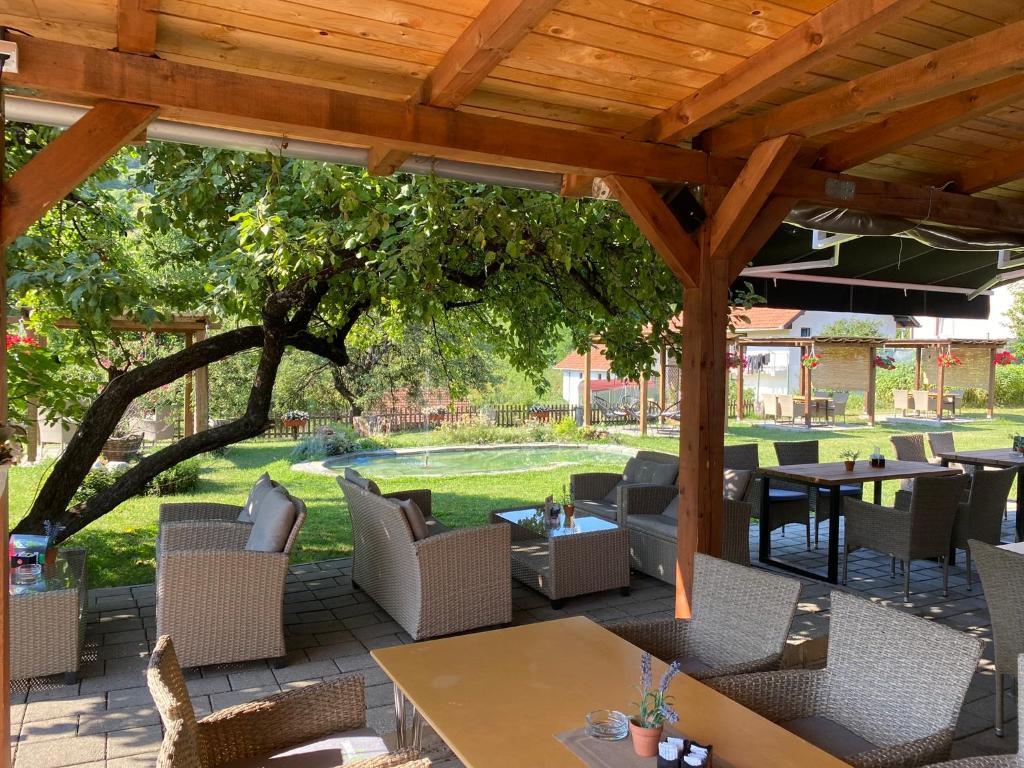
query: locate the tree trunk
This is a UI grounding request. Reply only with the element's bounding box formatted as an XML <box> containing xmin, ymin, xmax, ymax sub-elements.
<box><xmin>330</xmin><ymin>365</ymin><xmax>362</xmax><ymax>416</ymax></box>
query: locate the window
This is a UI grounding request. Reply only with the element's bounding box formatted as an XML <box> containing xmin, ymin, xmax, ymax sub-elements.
<box><xmin>799</xmin><ymin>327</ymin><xmax>811</xmax><ymax>337</ymax></box>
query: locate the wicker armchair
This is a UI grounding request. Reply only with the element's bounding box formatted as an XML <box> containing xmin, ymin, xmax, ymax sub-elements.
<box><xmin>952</xmin><ymin>468</ymin><xmax>1016</xmax><ymax>590</ymax></box>
<box><xmin>148</xmin><ymin>635</ymin><xmax>429</xmax><ymax>768</ymax></box>
<box><xmin>156</xmin><ymin>493</ymin><xmax>306</xmax><ymax>668</ymax></box>
<box><xmin>777</xmin><ymin>394</ymin><xmax>805</xmax><ymax>424</ymax></box>
<box><xmin>774</xmin><ymin>440</ymin><xmax>861</xmax><ymax>549</ymax></box>
<box><xmin>338</xmin><ymin>477</ymin><xmax>511</xmax><ymax>640</ymax></box>
<box><xmin>709</xmin><ymin>590</ymin><xmax>983</xmax><ymax>768</ymax></box>
<box><xmin>608</xmin><ymin>553</ymin><xmax>799</xmax><ymax>680</ymax></box>
<box><xmin>890</xmin><ymin>433</ymin><xmax>945</xmax><ymax>508</ymax></box>
<box><xmin>725</xmin><ymin>441</ymin><xmax>811</xmax><ymax>550</ymax></box>
<box><xmin>843</xmin><ymin>474</ymin><xmax>968</xmax><ymax>601</ymax></box>
<box><xmin>569</xmin><ymin>450</ymin><xmax>677</xmax><ymax>522</ymax></box>
<box><xmin>893</xmin><ymin>390</ymin><xmax>913</xmax><ymax>417</ymax></box>
<box><xmin>969</xmin><ymin>540</ymin><xmax>1024</xmax><ymax>737</ymax></box>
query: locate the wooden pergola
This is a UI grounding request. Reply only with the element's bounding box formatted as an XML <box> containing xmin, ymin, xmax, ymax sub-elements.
<box><xmin>4</xmin><ymin>3</ymin><xmax>1024</xmax><ymax>752</ymax></box>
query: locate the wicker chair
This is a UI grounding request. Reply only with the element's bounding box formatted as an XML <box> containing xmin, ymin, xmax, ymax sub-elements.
<box><xmin>156</xmin><ymin>491</ymin><xmax>306</xmax><ymax>669</ymax></box>
<box><xmin>761</xmin><ymin>393</ymin><xmax>779</xmax><ymax>421</ymax></box>
<box><xmin>912</xmin><ymin>389</ymin><xmax>933</xmax><ymax>417</ymax></box>
<box><xmin>969</xmin><ymin>540</ymin><xmax>1024</xmax><ymax>737</ymax></box>
<box><xmin>890</xmin><ymin>433</ymin><xmax>944</xmax><ymax>508</ymax></box>
<box><xmin>709</xmin><ymin>590</ymin><xmax>983</xmax><ymax>768</ymax></box>
<box><xmin>338</xmin><ymin>477</ymin><xmax>511</xmax><ymax>640</ymax></box>
<box><xmin>893</xmin><ymin>390</ymin><xmax>914</xmax><ymax>417</ymax></box>
<box><xmin>569</xmin><ymin>450</ymin><xmax>677</xmax><ymax>522</ymax></box>
<box><xmin>725</xmin><ymin>442</ymin><xmax>811</xmax><ymax>550</ymax></box>
<box><xmin>843</xmin><ymin>474</ymin><xmax>969</xmax><ymax>601</ymax></box>
<box><xmin>777</xmin><ymin>394</ymin><xmax>805</xmax><ymax>424</ymax></box>
<box><xmin>774</xmin><ymin>440</ymin><xmax>861</xmax><ymax>549</ymax></box>
<box><xmin>829</xmin><ymin>391</ymin><xmax>850</xmax><ymax>424</ymax></box>
<box><xmin>148</xmin><ymin>635</ymin><xmax>429</xmax><ymax>768</ymax></box>
<box><xmin>952</xmin><ymin>467</ymin><xmax>1016</xmax><ymax>590</ymax></box>
<box><xmin>608</xmin><ymin>553</ymin><xmax>800</xmax><ymax>680</ymax></box>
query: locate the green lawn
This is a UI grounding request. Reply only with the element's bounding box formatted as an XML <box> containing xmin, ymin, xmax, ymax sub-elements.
<box><xmin>13</xmin><ymin>406</ymin><xmax>1024</xmax><ymax>588</ymax></box>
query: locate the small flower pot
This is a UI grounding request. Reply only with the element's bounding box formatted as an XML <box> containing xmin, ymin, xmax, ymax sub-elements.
<box><xmin>564</xmin><ymin>503</ymin><xmax>575</xmax><ymax>518</ymax></box>
<box><xmin>629</xmin><ymin>720</ymin><xmax>663</xmax><ymax>757</ymax></box>
<box><xmin>844</xmin><ymin>460</ymin><xmax>856</xmax><ymax>471</ymax></box>
<box><xmin>45</xmin><ymin>547</ymin><xmax>59</xmax><ymax>566</ymax></box>
<box><xmin>281</xmin><ymin>419</ymin><xmax>307</xmax><ymax>428</ymax></box>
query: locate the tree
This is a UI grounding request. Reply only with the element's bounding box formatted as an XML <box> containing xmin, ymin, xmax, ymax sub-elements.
<box><xmin>818</xmin><ymin>318</ymin><xmax>884</xmax><ymax>337</ymax></box>
<box><xmin>10</xmin><ymin>136</ymin><xmax>702</xmax><ymax>539</ymax></box>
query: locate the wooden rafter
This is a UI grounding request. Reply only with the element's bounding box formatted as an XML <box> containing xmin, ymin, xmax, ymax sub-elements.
<box><xmin>817</xmin><ymin>75</ymin><xmax>1024</xmax><ymax>172</ymax></box>
<box><xmin>710</xmin><ymin>135</ymin><xmax>801</xmax><ymax>261</ymax></box>
<box><xmin>702</xmin><ymin>18</ymin><xmax>1024</xmax><ymax>157</ymax></box>
<box><xmin>632</xmin><ymin>0</ymin><xmax>930</xmax><ymax>144</ymax></box>
<box><xmin>955</xmin><ymin>148</ymin><xmax>1024</xmax><ymax>194</ymax></box>
<box><xmin>1</xmin><ymin>100</ymin><xmax>158</xmax><ymax>248</ymax></box>
<box><xmin>366</xmin><ymin>146</ymin><xmax>408</xmax><ymax>177</ymax></box>
<box><xmin>116</xmin><ymin>0</ymin><xmax>158</xmax><ymax>55</ymax></box>
<box><xmin>12</xmin><ymin>38</ymin><xmax>1024</xmax><ymax>235</ymax></box>
<box><xmin>602</xmin><ymin>176</ymin><xmax>699</xmax><ymax>288</ymax></box>
<box><xmin>727</xmin><ymin>196</ymin><xmax>797</xmax><ymax>278</ymax></box>
<box><xmin>560</xmin><ymin>174</ymin><xmax>596</xmax><ymax>198</ymax></box>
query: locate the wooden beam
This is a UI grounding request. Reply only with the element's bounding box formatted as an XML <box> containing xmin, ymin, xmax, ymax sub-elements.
<box><xmin>658</xmin><ymin>346</ymin><xmax>667</xmax><ymax>427</ymax></box>
<box><xmin>702</xmin><ymin>18</ymin><xmax>1024</xmax><ymax>157</ymax></box>
<box><xmin>583</xmin><ymin>345</ymin><xmax>592</xmax><ymax>427</ymax></box>
<box><xmin>0</xmin><ymin>89</ymin><xmax>10</xmax><ymax>768</ymax></box>
<box><xmin>633</xmin><ymin>0</ymin><xmax>930</xmax><ymax>143</ymax></box>
<box><xmin>183</xmin><ymin>332</ymin><xmax>194</xmax><ymax>438</ymax></box>
<box><xmin>117</xmin><ymin>0</ymin><xmax>159</xmax><ymax>55</ymax></box>
<box><xmin>13</xmin><ymin>38</ymin><xmax>1024</xmax><ymax>234</ymax></box>
<box><xmin>866</xmin><ymin>346</ymin><xmax>877</xmax><ymax>426</ymax></box>
<box><xmin>366</xmin><ymin>145</ymin><xmax>408</xmax><ymax>177</ymax></box>
<box><xmin>914</xmin><ymin>347</ymin><xmax>922</xmax><ymax>389</ymax></box>
<box><xmin>710</xmin><ymin>135</ymin><xmax>801</xmax><ymax>261</ymax></box>
<box><xmin>422</xmin><ymin>0</ymin><xmax>559</xmax><ymax>109</ymax></box>
<box><xmin>988</xmin><ymin>348</ymin><xmax>996</xmax><ymax>419</ymax></box>
<box><xmin>727</xmin><ymin>196</ymin><xmax>796</xmax><ymax>278</ymax></box>
<box><xmin>603</xmin><ymin>176</ymin><xmax>700</xmax><ymax>288</ymax></box>
<box><xmin>561</xmin><ymin>174</ymin><xmax>596</xmax><ymax>198</ymax></box>
<box><xmin>817</xmin><ymin>75</ymin><xmax>1024</xmax><ymax>172</ymax></box>
<box><xmin>1</xmin><ymin>100</ymin><xmax>158</xmax><ymax>248</ymax></box>
<box><xmin>194</xmin><ymin>328</ymin><xmax>209</xmax><ymax>433</ymax></box>
<box><xmin>955</xmin><ymin>147</ymin><xmax>1024</xmax><ymax>194</ymax></box>
<box><xmin>936</xmin><ymin>355</ymin><xmax>945</xmax><ymax>420</ymax></box>
<box><xmin>638</xmin><ymin>371</ymin><xmax>648</xmax><ymax>436</ymax></box>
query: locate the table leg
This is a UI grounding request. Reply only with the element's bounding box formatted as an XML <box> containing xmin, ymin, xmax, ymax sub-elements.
<box><xmin>411</xmin><ymin>705</ymin><xmax>424</xmax><ymax>751</ymax></box>
<box><xmin>758</xmin><ymin>475</ymin><xmax>772</xmax><ymax>563</ymax></box>
<box><xmin>827</xmin><ymin>484</ymin><xmax>841</xmax><ymax>584</ymax></box>
<box><xmin>873</xmin><ymin>480</ymin><xmax>881</xmax><ymax>505</ymax></box>
<box><xmin>394</xmin><ymin>685</ymin><xmax>407</xmax><ymax>748</ymax></box>
<box><xmin>1017</xmin><ymin>467</ymin><xmax>1024</xmax><ymax>542</ymax></box>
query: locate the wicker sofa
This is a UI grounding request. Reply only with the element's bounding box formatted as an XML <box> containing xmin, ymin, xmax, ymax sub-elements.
<box><xmin>338</xmin><ymin>477</ymin><xmax>511</xmax><ymax>640</ymax></box>
<box><xmin>156</xmin><ymin>482</ymin><xmax>306</xmax><ymax>668</ymax></box>
<box><xmin>569</xmin><ymin>450</ymin><xmax>678</xmax><ymax>522</ymax></box>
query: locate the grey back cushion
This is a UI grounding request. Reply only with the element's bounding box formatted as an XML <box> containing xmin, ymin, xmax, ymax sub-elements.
<box><xmin>239</xmin><ymin>473</ymin><xmax>274</xmax><ymax>523</ymax></box>
<box><xmin>663</xmin><ymin>494</ymin><xmax>680</xmax><ymax>520</ymax></box>
<box><xmin>245</xmin><ymin>488</ymin><xmax>297</xmax><ymax>552</ymax></box>
<box><xmin>624</xmin><ymin>457</ymin><xmax>677</xmax><ymax>487</ymax></box>
<box><xmin>723</xmin><ymin>469</ymin><xmax>752</xmax><ymax>501</ymax></box>
<box><xmin>344</xmin><ymin>467</ymin><xmax>381</xmax><ymax>495</ymax></box>
<box><xmin>396</xmin><ymin>497</ymin><xmax>429</xmax><ymax>541</ymax></box>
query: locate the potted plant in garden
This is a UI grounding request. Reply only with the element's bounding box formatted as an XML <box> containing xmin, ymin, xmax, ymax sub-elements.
<box><xmin>281</xmin><ymin>409</ymin><xmax>309</xmax><ymax>439</ymax></box>
<box><xmin>839</xmin><ymin>449</ymin><xmax>859</xmax><ymax>471</ymax></box>
<box><xmin>43</xmin><ymin>520</ymin><xmax>65</xmax><ymax>565</ymax></box>
<box><xmin>561</xmin><ymin>484</ymin><xmax>575</xmax><ymax>520</ymax></box>
<box><xmin>629</xmin><ymin>651</ymin><xmax>681</xmax><ymax>757</ymax></box>
<box><xmin>801</xmin><ymin>353</ymin><xmax>821</xmax><ymax>369</ymax></box>
<box><xmin>937</xmin><ymin>352</ymin><xmax>963</xmax><ymax>368</ymax></box>
<box><xmin>529</xmin><ymin>403</ymin><xmax>553</xmax><ymax>422</ymax></box>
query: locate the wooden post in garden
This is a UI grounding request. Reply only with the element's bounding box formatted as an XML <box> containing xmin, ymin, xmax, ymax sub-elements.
<box><xmin>659</xmin><ymin>346</ymin><xmax>667</xmax><ymax>427</ymax></box>
<box><xmin>988</xmin><ymin>347</ymin><xmax>996</xmax><ymax>419</ymax></box>
<box><xmin>936</xmin><ymin>349</ymin><xmax>946</xmax><ymax>420</ymax></box>
<box><xmin>914</xmin><ymin>347</ymin><xmax>922</xmax><ymax>389</ymax></box>
<box><xmin>638</xmin><ymin>371</ymin><xmax>648</xmax><ymax>436</ymax></box>
<box><xmin>183</xmin><ymin>331</ymin><xmax>194</xmax><ymax>437</ymax></box>
<box><xmin>803</xmin><ymin>359</ymin><xmax>812</xmax><ymax>428</ymax></box>
<box><xmin>866</xmin><ymin>345</ymin><xmax>877</xmax><ymax>427</ymax></box>
<box><xmin>194</xmin><ymin>327</ymin><xmax>209</xmax><ymax>432</ymax></box>
<box><xmin>735</xmin><ymin>345</ymin><xmax>744</xmax><ymax>421</ymax></box>
<box><xmin>0</xmin><ymin>82</ymin><xmax>11</xmax><ymax>768</ymax></box>
<box><xmin>583</xmin><ymin>345</ymin><xmax>592</xmax><ymax>427</ymax></box>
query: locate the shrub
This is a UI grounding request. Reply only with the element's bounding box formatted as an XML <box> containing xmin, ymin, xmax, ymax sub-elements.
<box><xmin>432</xmin><ymin>415</ymin><xmax>556</xmax><ymax>445</ymax></box>
<box><xmin>149</xmin><ymin>458</ymin><xmax>202</xmax><ymax>496</ymax></box>
<box><xmin>72</xmin><ymin>465</ymin><xmax>129</xmax><ymax>506</ymax></box>
<box><xmin>552</xmin><ymin>416</ymin><xmax>579</xmax><ymax>440</ymax></box>
<box><xmin>291</xmin><ymin>424</ymin><xmax>374</xmax><ymax>461</ymax></box>
<box><xmin>996</xmin><ymin>364</ymin><xmax>1024</xmax><ymax>407</ymax></box>
<box><xmin>874</xmin><ymin>363</ymin><xmax>916</xmax><ymax>408</ymax></box>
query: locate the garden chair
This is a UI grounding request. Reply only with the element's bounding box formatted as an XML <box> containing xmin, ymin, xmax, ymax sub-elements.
<box><xmin>570</xmin><ymin>450</ymin><xmax>677</xmax><ymax>522</ymax></box>
<box><xmin>968</xmin><ymin>540</ymin><xmax>1024</xmax><ymax>737</ymax></box>
<box><xmin>952</xmin><ymin>467</ymin><xmax>1016</xmax><ymax>589</ymax></box>
<box><xmin>156</xmin><ymin>483</ymin><xmax>307</xmax><ymax>668</ymax></box>
<box><xmin>893</xmin><ymin>390</ymin><xmax>913</xmax><ymax>417</ymax></box>
<box><xmin>843</xmin><ymin>473</ymin><xmax>969</xmax><ymax>601</ymax></box>
<box><xmin>774</xmin><ymin>440</ymin><xmax>861</xmax><ymax>549</ymax></box>
<box><xmin>890</xmin><ymin>432</ymin><xmax>945</xmax><ymax>507</ymax></box>
<box><xmin>725</xmin><ymin>442</ymin><xmax>811</xmax><ymax>550</ymax></box>
<box><xmin>338</xmin><ymin>477</ymin><xmax>511</xmax><ymax>640</ymax></box>
<box><xmin>912</xmin><ymin>389</ymin><xmax>933</xmax><ymax>416</ymax></box>
<box><xmin>760</xmin><ymin>393</ymin><xmax>778</xmax><ymax>421</ymax></box>
<box><xmin>828</xmin><ymin>390</ymin><xmax>850</xmax><ymax>424</ymax></box>
<box><xmin>608</xmin><ymin>554</ymin><xmax>800</xmax><ymax>680</ymax></box>
<box><xmin>709</xmin><ymin>590</ymin><xmax>982</xmax><ymax>768</ymax></box>
<box><xmin>928</xmin><ymin>431</ymin><xmax>978</xmax><ymax>488</ymax></box>
<box><xmin>147</xmin><ymin>635</ymin><xmax>429</xmax><ymax>768</ymax></box>
<box><xmin>777</xmin><ymin>394</ymin><xmax>805</xmax><ymax>424</ymax></box>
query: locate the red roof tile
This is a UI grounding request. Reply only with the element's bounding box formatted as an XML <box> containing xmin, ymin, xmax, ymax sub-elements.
<box><xmin>731</xmin><ymin>307</ymin><xmax>803</xmax><ymax>330</ymax></box>
<box><xmin>554</xmin><ymin>344</ymin><xmax>612</xmax><ymax>372</ymax></box>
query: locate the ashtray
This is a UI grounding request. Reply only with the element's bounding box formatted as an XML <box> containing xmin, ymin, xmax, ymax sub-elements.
<box><xmin>585</xmin><ymin>709</ymin><xmax>628</xmax><ymax>740</ymax></box>
<box><xmin>13</xmin><ymin>564</ymin><xmax>42</xmax><ymax>584</ymax></box>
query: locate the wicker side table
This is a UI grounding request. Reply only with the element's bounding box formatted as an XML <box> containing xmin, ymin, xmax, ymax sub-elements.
<box><xmin>491</xmin><ymin>508</ymin><xmax>629</xmax><ymax>609</ymax></box>
<box><xmin>10</xmin><ymin>548</ymin><xmax>87</xmax><ymax>684</ymax></box>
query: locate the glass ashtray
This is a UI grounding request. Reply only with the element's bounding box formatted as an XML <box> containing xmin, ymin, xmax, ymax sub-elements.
<box><xmin>13</xmin><ymin>564</ymin><xmax>42</xmax><ymax>584</ymax></box>
<box><xmin>585</xmin><ymin>709</ymin><xmax>629</xmax><ymax>741</ymax></box>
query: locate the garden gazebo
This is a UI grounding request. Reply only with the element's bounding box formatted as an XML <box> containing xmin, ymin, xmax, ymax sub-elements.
<box><xmin>6</xmin><ymin>6</ymin><xmax>1024</xmax><ymax>756</ymax></box>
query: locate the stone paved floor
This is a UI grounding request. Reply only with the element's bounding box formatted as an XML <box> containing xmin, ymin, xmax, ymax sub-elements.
<box><xmin>9</xmin><ymin>514</ymin><xmax>1021</xmax><ymax>767</ymax></box>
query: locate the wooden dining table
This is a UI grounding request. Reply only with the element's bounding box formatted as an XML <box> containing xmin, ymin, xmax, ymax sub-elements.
<box><xmin>792</xmin><ymin>395</ymin><xmax>833</xmax><ymax>424</ymax></box>
<box><xmin>372</xmin><ymin>616</ymin><xmax>850</xmax><ymax>768</ymax></box>
<box><xmin>758</xmin><ymin>460</ymin><xmax>962</xmax><ymax>583</ymax></box>
<box><xmin>935</xmin><ymin>448</ymin><xmax>1024</xmax><ymax>541</ymax></box>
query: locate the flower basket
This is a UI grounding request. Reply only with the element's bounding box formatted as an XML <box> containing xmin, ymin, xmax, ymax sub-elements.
<box><xmin>281</xmin><ymin>418</ymin><xmax>307</xmax><ymax>428</ymax></box>
<box><xmin>801</xmin><ymin>354</ymin><xmax>821</xmax><ymax>369</ymax></box>
<box><xmin>874</xmin><ymin>354</ymin><xmax>896</xmax><ymax>370</ymax></box>
<box><xmin>994</xmin><ymin>351</ymin><xmax>1019</xmax><ymax>366</ymax></box>
<box><xmin>937</xmin><ymin>353</ymin><xmax>963</xmax><ymax>368</ymax></box>
<box><xmin>726</xmin><ymin>352</ymin><xmax>746</xmax><ymax>370</ymax></box>
<box><xmin>102</xmin><ymin>434</ymin><xmax>143</xmax><ymax>461</ymax></box>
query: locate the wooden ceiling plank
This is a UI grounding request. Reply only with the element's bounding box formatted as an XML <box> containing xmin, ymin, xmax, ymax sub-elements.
<box><xmin>957</xmin><ymin>150</ymin><xmax>1024</xmax><ymax>193</ymax></box>
<box><xmin>633</xmin><ymin>0</ymin><xmax>932</xmax><ymax>143</ymax></box>
<box><xmin>603</xmin><ymin>175</ymin><xmax>700</xmax><ymax>288</ymax></box>
<box><xmin>710</xmin><ymin>134</ymin><xmax>802</xmax><ymax>261</ymax></box>
<box><xmin>117</xmin><ymin>0</ymin><xmax>159</xmax><ymax>55</ymax></box>
<box><xmin>421</xmin><ymin>0</ymin><xmax>561</xmax><ymax>109</ymax></box>
<box><xmin>817</xmin><ymin>73</ymin><xmax>1024</xmax><ymax>170</ymax></box>
<box><xmin>1</xmin><ymin>100</ymin><xmax>159</xmax><ymax>248</ymax></box>
<box><xmin>703</xmin><ymin>17</ymin><xmax>1024</xmax><ymax>157</ymax></box>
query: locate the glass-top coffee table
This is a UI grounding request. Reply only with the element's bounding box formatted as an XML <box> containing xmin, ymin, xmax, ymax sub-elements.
<box><xmin>490</xmin><ymin>507</ymin><xmax>630</xmax><ymax>609</ymax></box>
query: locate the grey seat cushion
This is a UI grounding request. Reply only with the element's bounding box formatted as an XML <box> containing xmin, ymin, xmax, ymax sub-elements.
<box><xmin>240</xmin><ymin>473</ymin><xmax>275</xmax><ymax>523</ymax></box>
<box><xmin>245</xmin><ymin>488</ymin><xmax>297</xmax><ymax>552</ymax></box>
<box><xmin>781</xmin><ymin>716</ymin><xmax>875</xmax><ymax>759</ymax></box>
<box><xmin>723</xmin><ymin>469</ymin><xmax>752</xmax><ymax>501</ymax></box>
<box><xmin>627</xmin><ymin>513</ymin><xmax>677</xmax><ymax>540</ymax></box>
<box><xmin>769</xmin><ymin>488</ymin><xmax>808</xmax><ymax>502</ymax></box>
<box><xmin>220</xmin><ymin>726</ymin><xmax>388</xmax><ymax>767</ymax></box>
<box><xmin>663</xmin><ymin>495</ymin><xmax>679</xmax><ymax>520</ymax></box>
<box><xmin>602</xmin><ymin>481</ymin><xmax>624</xmax><ymax>504</ymax></box>
<box><xmin>576</xmin><ymin>499</ymin><xmax>618</xmax><ymax>520</ymax></box>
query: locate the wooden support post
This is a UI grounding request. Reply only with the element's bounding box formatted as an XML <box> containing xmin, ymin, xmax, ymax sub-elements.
<box><xmin>194</xmin><ymin>328</ymin><xmax>209</xmax><ymax>432</ymax></box>
<box><xmin>24</xmin><ymin>332</ymin><xmax>45</xmax><ymax>464</ymax></box>
<box><xmin>866</xmin><ymin>346</ymin><xmax>877</xmax><ymax>427</ymax></box>
<box><xmin>1</xmin><ymin>91</ymin><xmax>11</xmax><ymax>768</ymax></box>
<box><xmin>936</xmin><ymin>355</ymin><xmax>946</xmax><ymax>420</ymax></box>
<box><xmin>988</xmin><ymin>348</ymin><xmax>997</xmax><ymax>419</ymax></box>
<box><xmin>638</xmin><ymin>371</ymin><xmax>648</xmax><ymax>436</ymax></box>
<box><xmin>582</xmin><ymin>345</ymin><xmax>592</xmax><ymax>427</ymax></box>
<box><xmin>183</xmin><ymin>332</ymin><xmax>194</xmax><ymax>437</ymax></box>
<box><xmin>659</xmin><ymin>346</ymin><xmax>667</xmax><ymax>427</ymax></box>
<box><xmin>914</xmin><ymin>347</ymin><xmax>922</xmax><ymax>389</ymax></box>
<box><xmin>735</xmin><ymin>347</ymin><xmax>744</xmax><ymax>421</ymax></box>
<box><xmin>803</xmin><ymin>362</ymin><xmax>812</xmax><ymax>428</ymax></box>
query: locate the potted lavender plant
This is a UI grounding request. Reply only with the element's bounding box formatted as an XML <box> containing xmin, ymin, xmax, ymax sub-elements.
<box><xmin>629</xmin><ymin>651</ymin><xmax>681</xmax><ymax>756</ymax></box>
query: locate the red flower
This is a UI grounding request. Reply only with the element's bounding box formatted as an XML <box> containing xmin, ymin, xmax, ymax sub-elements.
<box><xmin>994</xmin><ymin>351</ymin><xmax>1019</xmax><ymax>366</ymax></box>
<box><xmin>5</xmin><ymin>334</ymin><xmax>39</xmax><ymax>350</ymax></box>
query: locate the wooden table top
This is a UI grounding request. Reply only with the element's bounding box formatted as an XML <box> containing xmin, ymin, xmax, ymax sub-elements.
<box><xmin>372</xmin><ymin>617</ymin><xmax>849</xmax><ymax>768</ymax></box>
<box><xmin>935</xmin><ymin>448</ymin><xmax>1024</xmax><ymax>468</ymax></box>
<box><xmin>759</xmin><ymin>459</ymin><xmax>961</xmax><ymax>487</ymax></box>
